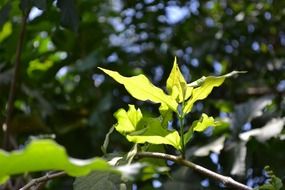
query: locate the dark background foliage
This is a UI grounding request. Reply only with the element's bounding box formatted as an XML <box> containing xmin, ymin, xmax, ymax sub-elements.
<box><xmin>0</xmin><ymin>0</ymin><xmax>284</xmax><ymax>189</ymax></box>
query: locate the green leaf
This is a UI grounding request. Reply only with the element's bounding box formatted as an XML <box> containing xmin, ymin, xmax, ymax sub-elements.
<box><xmin>114</xmin><ymin>105</ymin><xmax>181</xmax><ymax>150</ymax></box>
<box><xmin>0</xmin><ymin>139</ymin><xmax>115</xmax><ymax>184</ymax></box>
<box><xmin>159</xmin><ymin>103</ymin><xmax>173</xmax><ymax>128</ymax></box>
<box><xmin>20</xmin><ymin>0</ymin><xmax>47</xmax><ymax>12</ymax></box>
<box><xmin>0</xmin><ymin>2</ymin><xmax>11</xmax><ymax>27</ymax></box>
<box><xmin>74</xmin><ymin>171</ymin><xmax>127</xmax><ymax>190</ymax></box>
<box><xmin>184</xmin><ymin>113</ymin><xmax>216</xmax><ymax>144</ymax></box>
<box><xmin>255</xmin><ymin>166</ymin><xmax>283</xmax><ymax>190</ymax></box>
<box><xmin>114</xmin><ymin>105</ymin><xmax>143</xmax><ymax>133</ymax></box>
<box><xmin>183</xmin><ymin>71</ymin><xmax>246</xmax><ymax>114</ymax></box>
<box><xmin>187</xmin><ymin>76</ymin><xmax>207</xmax><ymax>88</ymax></box>
<box><xmin>33</xmin><ymin>0</ymin><xmax>47</xmax><ymax>10</ymax></box>
<box><xmin>127</xmin><ymin>118</ymin><xmax>181</xmax><ymax>150</ymax></box>
<box><xmin>99</xmin><ymin>68</ymin><xmax>178</xmax><ymax>112</ymax></box>
<box><xmin>166</xmin><ymin>57</ymin><xmax>192</xmax><ymax>103</ymax></box>
<box><xmin>0</xmin><ymin>22</ymin><xmax>12</xmax><ymax>43</ymax></box>
<box><xmin>56</xmin><ymin>0</ymin><xmax>79</xmax><ymax>32</ymax></box>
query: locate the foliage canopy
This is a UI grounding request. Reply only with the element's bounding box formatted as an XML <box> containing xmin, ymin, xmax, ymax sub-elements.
<box><xmin>0</xmin><ymin>0</ymin><xmax>285</xmax><ymax>189</ymax></box>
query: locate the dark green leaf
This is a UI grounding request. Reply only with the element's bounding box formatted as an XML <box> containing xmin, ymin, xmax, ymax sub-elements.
<box><xmin>0</xmin><ymin>2</ymin><xmax>11</xmax><ymax>27</ymax></box>
<box><xmin>74</xmin><ymin>171</ymin><xmax>126</xmax><ymax>190</ymax></box>
<box><xmin>56</xmin><ymin>0</ymin><xmax>79</xmax><ymax>32</ymax></box>
<box><xmin>20</xmin><ymin>0</ymin><xmax>47</xmax><ymax>12</ymax></box>
<box><xmin>32</xmin><ymin>0</ymin><xmax>46</xmax><ymax>10</ymax></box>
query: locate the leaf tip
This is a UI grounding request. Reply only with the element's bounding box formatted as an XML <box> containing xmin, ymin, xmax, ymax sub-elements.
<box><xmin>97</xmin><ymin>67</ymin><xmax>105</xmax><ymax>71</ymax></box>
<box><xmin>225</xmin><ymin>70</ymin><xmax>247</xmax><ymax>78</ymax></box>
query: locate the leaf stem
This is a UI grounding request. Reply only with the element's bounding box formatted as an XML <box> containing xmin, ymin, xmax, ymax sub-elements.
<box><xmin>136</xmin><ymin>152</ymin><xmax>252</xmax><ymax>190</ymax></box>
<box><xmin>179</xmin><ymin>94</ymin><xmax>186</xmax><ymax>158</ymax></box>
<box><xmin>178</xmin><ymin>114</ymin><xmax>185</xmax><ymax>158</ymax></box>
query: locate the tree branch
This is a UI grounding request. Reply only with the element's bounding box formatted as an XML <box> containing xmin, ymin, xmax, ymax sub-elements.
<box><xmin>19</xmin><ymin>171</ymin><xmax>66</xmax><ymax>190</ymax></box>
<box><xmin>136</xmin><ymin>152</ymin><xmax>252</xmax><ymax>190</ymax></box>
<box><xmin>3</xmin><ymin>11</ymin><xmax>29</xmax><ymax>150</ymax></box>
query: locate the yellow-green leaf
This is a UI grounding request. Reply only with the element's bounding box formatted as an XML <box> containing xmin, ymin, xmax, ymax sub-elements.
<box><xmin>183</xmin><ymin>71</ymin><xmax>246</xmax><ymax>114</ymax></box>
<box><xmin>114</xmin><ymin>105</ymin><xmax>143</xmax><ymax>133</ymax></box>
<box><xmin>159</xmin><ymin>103</ymin><xmax>173</xmax><ymax>128</ymax></box>
<box><xmin>114</xmin><ymin>105</ymin><xmax>181</xmax><ymax>150</ymax></box>
<box><xmin>0</xmin><ymin>139</ymin><xmax>115</xmax><ymax>184</ymax></box>
<box><xmin>166</xmin><ymin>57</ymin><xmax>192</xmax><ymax>103</ymax></box>
<box><xmin>0</xmin><ymin>22</ymin><xmax>12</xmax><ymax>43</ymax></box>
<box><xmin>127</xmin><ymin>117</ymin><xmax>181</xmax><ymax>150</ymax></box>
<box><xmin>184</xmin><ymin>113</ymin><xmax>216</xmax><ymax>144</ymax></box>
<box><xmin>99</xmin><ymin>68</ymin><xmax>178</xmax><ymax>112</ymax></box>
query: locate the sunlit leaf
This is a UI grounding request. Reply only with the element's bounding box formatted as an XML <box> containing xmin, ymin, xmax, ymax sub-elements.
<box><xmin>187</xmin><ymin>76</ymin><xmax>207</xmax><ymax>88</ymax></box>
<box><xmin>127</xmin><ymin>118</ymin><xmax>181</xmax><ymax>150</ymax></box>
<box><xmin>0</xmin><ymin>22</ymin><xmax>12</xmax><ymax>43</ymax></box>
<box><xmin>99</xmin><ymin>68</ymin><xmax>178</xmax><ymax>112</ymax></box>
<box><xmin>184</xmin><ymin>113</ymin><xmax>216</xmax><ymax>144</ymax></box>
<box><xmin>183</xmin><ymin>71</ymin><xmax>246</xmax><ymax>114</ymax></box>
<box><xmin>0</xmin><ymin>139</ymin><xmax>115</xmax><ymax>184</ymax></box>
<box><xmin>166</xmin><ymin>57</ymin><xmax>192</xmax><ymax>103</ymax></box>
<box><xmin>114</xmin><ymin>105</ymin><xmax>143</xmax><ymax>133</ymax></box>
<box><xmin>27</xmin><ymin>59</ymin><xmax>54</xmax><ymax>76</ymax></box>
<box><xmin>114</xmin><ymin>105</ymin><xmax>181</xmax><ymax>150</ymax></box>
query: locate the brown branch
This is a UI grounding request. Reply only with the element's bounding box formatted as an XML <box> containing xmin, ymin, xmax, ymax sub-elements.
<box><xmin>19</xmin><ymin>171</ymin><xmax>66</xmax><ymax>190</ymax></box>
<box><xmin>3</xmin><ymin>11</ymin><xmax>29</xmax><ymax>150</ymax></box>
<box><xmin>136</xmin><ymin>152</ymin><xmax>252</xmax><ymax>190</ymax></box>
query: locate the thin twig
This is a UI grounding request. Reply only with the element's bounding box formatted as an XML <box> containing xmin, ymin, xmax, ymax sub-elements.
<box><xmin>136</xmin><ymin>152</ymin><xmax>252</xmax><ymax>190</ymax></box>
<box><xmin>3</xmin><ymin>11</ymin><xmax>29</xmax><ymax>150</ymax></box>
<box><xmin>19</xmin><ymin>171</ymin><xmax>66</xmax><ymax>190</ymax></box>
